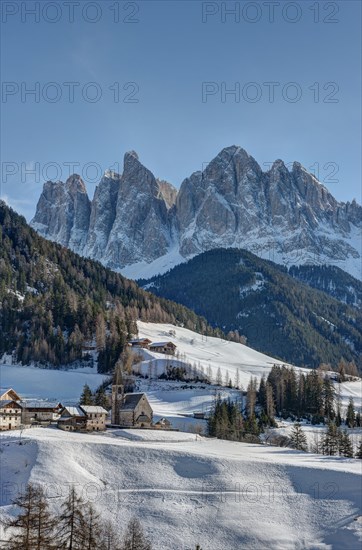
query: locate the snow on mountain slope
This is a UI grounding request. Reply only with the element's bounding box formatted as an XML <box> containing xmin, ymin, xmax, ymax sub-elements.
<box><xmin>0</xmin><ymin>427</ymin><xmax>361</xmax><ymax>549</ymax></box>
<box><xmin>31</xmin><ymin>147</ymin><xmax>362</xmax><ymax>280</ymax></box>
<box><xmin>137</xmin><ymin>320</ymin><xmax>293</xmax><ymax>387</ymax></box>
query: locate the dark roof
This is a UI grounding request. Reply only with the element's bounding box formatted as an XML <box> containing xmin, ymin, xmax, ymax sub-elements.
<box><xmin>120</xmin><ymin>393</ymin><xmax>146</xmax><ymax>411</ymax></box>
<box><xmin>149</xmin><ymin>341</ymin><xmax>176</xmax><ymax>347</ymax></box>
<box><xmin>22</xmin><ymin>401</ymin><xmax>62</xmax><ymax>410</ymax></box>
<box><xmin>0</xmin><ymin>400</ymin><xmax>22</xmax><ymax>409</ymax></box>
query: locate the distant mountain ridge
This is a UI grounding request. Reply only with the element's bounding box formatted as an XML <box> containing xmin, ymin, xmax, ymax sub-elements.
<box><xmin>31</xmin><ymin>146</ymin><xmax>362</xmax><ymax>280</ymax></box>
<box><xmin>138</xmin><ymin>248</ymin><xmax>362</xmax><ymax>369</ymax></box>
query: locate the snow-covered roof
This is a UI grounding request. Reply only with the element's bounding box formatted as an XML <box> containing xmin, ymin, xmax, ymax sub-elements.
<box><xmin>130</xmin><ymin>338</ymin><xmax>151</xmax><ymax>344</ymax></box>
<box><xmin>22</xmin><ymin>401</ymin><xmax>62</xmax><ymax>410</ymax></box>
<box><xmin>80</xmin><ymin>405</ymin><xmax>108</xmax><ymax>414</ymax></box>
<box><xmin>149</xmin><ymin>341</ymin><xmax>175</xmax><ymax>347</ymax></box>
<box><xmin>61</xmin><ymin>406</ymin><xmax>85</xmax><ymax>417</ymax></box>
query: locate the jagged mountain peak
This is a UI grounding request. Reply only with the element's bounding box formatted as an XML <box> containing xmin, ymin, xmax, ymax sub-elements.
<box><xmin>125</xmin><ymin>149</ymin><xmax>139</xmax><ymax>161</ymax></box>
<box><xmin>65</xmin><ymin>174</ymin><xmax>88</xmax><ymax>195</ymax></box>
<box><xmin>30</xmin><ymin>146</ymin><xmax>361</xmax><ymax>280</ymax></box>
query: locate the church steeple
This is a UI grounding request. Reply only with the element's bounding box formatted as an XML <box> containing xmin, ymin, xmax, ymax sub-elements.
<box><xmin>111</xmin><ymin>384</ymin><xmax>124</xmax><ymax>425</ymax></box>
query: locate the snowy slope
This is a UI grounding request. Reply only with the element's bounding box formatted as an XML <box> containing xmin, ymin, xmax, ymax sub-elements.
<box><xmin>0</xmin><ymin>427</ymin><xmax>361</xmax><ymax>549</ymax></box>
<box><xmin>136</xmin><ymin>321</ymin><xmax>290</xmax><ymax>389</ymax></box>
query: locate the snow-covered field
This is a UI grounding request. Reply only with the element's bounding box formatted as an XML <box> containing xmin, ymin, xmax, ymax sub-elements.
<box><xmin>0</xmin><ymin>364</ymin><xmax>108</xmax><ymax>401</ymax></box>
<box><xmin>0</xmin><ymin>323</ymin><xmax>361</xmax><ymax>548</ymax></box>
<box><xmin>0</xmin><ymin>427</ymin><xmax>361</xmax><ymax>549</ymax></box>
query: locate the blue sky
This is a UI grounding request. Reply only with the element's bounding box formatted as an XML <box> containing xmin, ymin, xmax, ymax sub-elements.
<box><xmin>1</xmin><ymin>0</ymin><xmax>361</xmax><ymax>219</ymax></box>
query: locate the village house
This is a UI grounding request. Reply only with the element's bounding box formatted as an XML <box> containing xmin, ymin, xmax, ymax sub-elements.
<box><xmin>112</xmin><ymin>385</ymin><xmax>153</xmax><ymax>428</ymax></box>
<box><xmin>0</xmin><ymin>400</ymin><xmax>23</xmax><ymax>431</ymax></box>
<box><xmin>57</xmin><ymin>406</ymin><xmax>87</xmax><ymax>432</ymax></box>
<box><xmin>148</xmin><ymin>341</ymin><xmax>177</xmax><ymax>355</ymax></box>
<box><xmin>128</xmin><ymin>338</ymin><xmax>177</xmax><ymax>355</ymax></box>
<box><xmin>129</xmin><ymin>338</ymin><xmax>152</xmax><ymax>349</ymax></box>
<box><xmin>57</xmin><ymin>405</ymin><xmax>108</xmax><ymax>432</ymax></box>
<box><xmin>0</xmin><ymin>388</ymin><xmax>23</xmax><ymax>431</ymax></box>
<box><xmin>21</xmin><ymin>402</ymin><xmax>63</xmax><ymax>425</ymax></box>
<box><xmin>80</xmin><ymin>405</ymin><xmax>108</xmax><ymax>431</ymax></box>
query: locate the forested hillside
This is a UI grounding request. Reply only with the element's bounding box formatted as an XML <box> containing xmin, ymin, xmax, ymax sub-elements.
<box><xmin>288</xmin><ymin>264</ymin><xmax>362</xmax><ymax>307</ymax></box>
<box><xmin>139</xmin><ymin>249</ymin><xmax>362</xmax><ymax>369</ymax></box>
<box><xmin>0</xmin><ymin>202</ymin><xmax>218</xmax><ymax>370</ymax></box>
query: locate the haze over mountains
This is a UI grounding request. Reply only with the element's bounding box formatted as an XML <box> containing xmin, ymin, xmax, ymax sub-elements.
<box><xmin>31</xmin><ymin>146</ymin><xmax>362</xmax><ymax>280</ymax></box>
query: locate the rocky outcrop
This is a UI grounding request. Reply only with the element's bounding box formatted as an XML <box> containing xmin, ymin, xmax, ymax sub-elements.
<box><xmin>30</xmin><ymin>146</ymin><xmax>362</xmax><ymax>279</ymax></box>
<box><xmin>103</xmin><ymin>151</ymin><xmax>174</xmax><ymax>268</ymax></box>
<box><xmin>31</xmin><ymin>174</ymin><xmax>91</xmax><ymax>252</ymax></box>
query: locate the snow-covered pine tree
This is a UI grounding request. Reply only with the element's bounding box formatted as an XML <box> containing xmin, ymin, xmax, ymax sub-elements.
<box><xmin>289</xmin><ymin>423</ymin><xmax>308</xmax><ymax>451</ymax></box>
<box><xmin>120</xmin><ymin>517</ymin><xmax>152</xmax><ymax>550</ymax></box>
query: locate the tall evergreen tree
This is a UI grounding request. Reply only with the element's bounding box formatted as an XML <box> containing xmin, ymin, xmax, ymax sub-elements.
<box><xmin>289</xmin><ymin>423</ymin><xmax>308</xmax><ymax>451</ymax></box>
<box><xmin>80</xmin><ymin>384</ymin><xmax>93</xmax><ymax>406</ymax></box>
<box><xmin>346</xmin><ymin>397</ymin><xmax>356</xmax><ymax>428</ymax></box>
<box><xmin>339</xmin><ymin>430</ymin><xmax>354</xmax><ymax>458</ymax></box>
<box><xmin>322</xmin><ymin>377</ymin><xmax>335</xmax><ymax>421</ymax></box>
<box><xmin>322</xmin><ymin>423</ymin><xmax>341</xmax><ymax>456</ymax></box>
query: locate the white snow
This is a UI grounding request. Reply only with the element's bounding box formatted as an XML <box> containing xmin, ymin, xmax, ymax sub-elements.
<box><xmin>136</xmin><ymin>321</ymin><xmax>293</xmax><ymax>389</ymax></box>
<box><xmin>0</xmin><ymin>427</ymin><xmax>361</xmax><ymax>549</ymax></box>
<box><xmin>0</xmin><ymin>364</ymin><xmax>108</xmax><ymax>402</ymax></box>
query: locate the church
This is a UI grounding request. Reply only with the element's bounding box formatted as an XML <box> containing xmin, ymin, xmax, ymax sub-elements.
<box><xmin>111</xmin><ymin>385</ymin><xmax>153</xmax><ymax>428</ymax></box>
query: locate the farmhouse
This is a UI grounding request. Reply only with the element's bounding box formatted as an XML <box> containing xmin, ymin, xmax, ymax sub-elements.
<box><xmin>22</xmin><ymin>402</ymin><xmax>63</xmax><ymax>425</ymax></box>
<box><xmin>112</xmin><ymin>384</ymin><xmax>153</xmax><ymax>428</ymax></box>
<box><xmin>80</xmin><ymin>405</ymin><xmax>108</xmax><ymax>431</ymax></box>
<box><xmin>0</xmin><ymin>400</ymin><xmax>22</xmax><ymax>431</ymax></box>
<box><xmin>129</xmin><ymin>338</ymin><xmax>152</xmax><ymax>349</ymax></box>
<box><xmin>148</xmin><ymin>341</ymin><xmax>177</xmax><ymax>355</ymax></box>
<box><xmin>57</xmin><ymin>406</ymin><xmax>87</xmax><ymax>432</ymax></box>
<box><xmin>128</xmin><ymin>338</ymin><xmax>177</xmax><ymax>355</ymax></box>
<box><xmin>57</xmin><ymin>405</ymin><xmax>108</xmax><ymax>432</ymax></box>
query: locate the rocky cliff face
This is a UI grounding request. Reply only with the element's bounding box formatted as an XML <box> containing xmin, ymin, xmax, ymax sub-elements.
<box><xmin>102</xmin><ymin>151</ymin><xmax>174</xmax><ymax>268</ymax></box>
<box><xmin>30</xmin><ymin>146</ymin><xmax>362</xmax><ymax>279</ymax></box>
<box><xmin>31</xmin><ymin>174</ymin><xmax>91</xmax><ymax>252</ymax></box>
